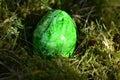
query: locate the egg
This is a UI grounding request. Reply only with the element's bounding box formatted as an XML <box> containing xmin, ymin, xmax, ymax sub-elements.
<box><xmin>33</xmin><ymin>10</ymin><xmax>77</xmax><ymax>57</ymax></box>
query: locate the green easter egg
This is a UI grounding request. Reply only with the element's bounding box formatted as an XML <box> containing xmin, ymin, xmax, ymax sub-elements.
<box><xmin>33</xmin><ymin>10</ymin><xmax>77</xmax><ymax>57</ymax></box>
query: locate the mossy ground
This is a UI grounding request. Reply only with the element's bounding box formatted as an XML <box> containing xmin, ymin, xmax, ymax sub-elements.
<box><xmin>0</xmin><ymin>0</ymin><xmax>120</xmax><ymax>80</ymax></box>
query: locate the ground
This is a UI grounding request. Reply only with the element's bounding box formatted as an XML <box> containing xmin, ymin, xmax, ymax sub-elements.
<box><xmin>0</xmin><ymin>0</ymin><xmax>120</xmax><ymax>80</ymax></box>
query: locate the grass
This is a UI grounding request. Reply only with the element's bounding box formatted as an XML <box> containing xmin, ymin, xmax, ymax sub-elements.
<box><xmin>0</xmin><ymin>0</ymin><xmax>120</xmax><ymax>80</ymax></box>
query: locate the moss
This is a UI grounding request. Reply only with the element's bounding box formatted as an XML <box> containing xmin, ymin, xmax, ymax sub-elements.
<box><xmin>0</xmin><ymin>0</ymin><xmax>120</xmax><ymax>80</ymax></box>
